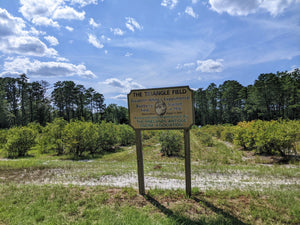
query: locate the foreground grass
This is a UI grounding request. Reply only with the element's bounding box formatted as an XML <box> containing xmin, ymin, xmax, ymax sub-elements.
<box><xmin>0</xmin><ymin>184</ymin><xmax>299</xmax><ymax>225</ymax></box>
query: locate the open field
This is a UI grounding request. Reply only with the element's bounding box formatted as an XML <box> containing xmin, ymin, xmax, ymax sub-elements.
<box><xmin>0</xmin><ymin>131</ymin><xmax>299</xmax><ymax>224</ymax></box>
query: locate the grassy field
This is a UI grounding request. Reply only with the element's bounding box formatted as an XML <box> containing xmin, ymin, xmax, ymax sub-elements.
<box><xmin>0</xmin><ymin>129</ymin><xmax>299</xmax><ymax>224</ymax></box>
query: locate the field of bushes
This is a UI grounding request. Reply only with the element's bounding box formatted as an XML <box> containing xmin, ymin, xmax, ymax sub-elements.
<box><xmin>1</xmin><ymin>119</ymin><xmax>299</xmax><ymax>159</ymax></box>
<box><xmin>0</xmin><ymin>119</ymin><xmax>299</xmax><ymax>224</ymax></box>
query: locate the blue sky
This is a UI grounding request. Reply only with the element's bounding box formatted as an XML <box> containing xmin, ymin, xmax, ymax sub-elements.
<box><xmin>0</xmin><ymin>0</ymin><xmax>300</xmax><ymax>107</ymax></box>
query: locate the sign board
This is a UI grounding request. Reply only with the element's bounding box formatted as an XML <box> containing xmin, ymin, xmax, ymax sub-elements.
<box><xmin>128</xmin><ymin>86</ymin><xmax>194</xmax><ymax>130</ymax></box>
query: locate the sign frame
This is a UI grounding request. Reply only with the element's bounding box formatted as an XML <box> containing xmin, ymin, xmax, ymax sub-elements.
<box><xmin>128</xmin><ymin>86</ymin><xmax>194</xmax><ymax>197</ymax></box>
<box><xmin>127</xmin><ymin>86</ymin><xmax>195</xmax><ymax>130</ymax></box>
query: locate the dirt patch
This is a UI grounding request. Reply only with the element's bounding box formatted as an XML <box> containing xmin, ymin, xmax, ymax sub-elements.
<box><xmin>1</xmin><ymin>167</ymin><xmax>299</xmax><ymax>191</ymax></box>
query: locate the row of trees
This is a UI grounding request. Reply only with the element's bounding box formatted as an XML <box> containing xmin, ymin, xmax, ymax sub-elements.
<box><xmin>0</xmin><ymin>69</ymin><xmax>299</xmax><ymax>128</ymax></box>
<box><xmin>0</xmin><ymin>75</ymin><xmax>128</xmax><ymax>128</ymax></box>
<box><xmin>195</xmin><ymin>69</ymin><xmax>300</xmax><ymax>125</ymax></box>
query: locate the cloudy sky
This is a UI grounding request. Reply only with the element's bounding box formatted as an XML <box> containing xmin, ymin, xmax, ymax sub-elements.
<box><xmin>1</xmin><ymin>0</ymin><xmax>300</xmax><ymax>106</ymax></box>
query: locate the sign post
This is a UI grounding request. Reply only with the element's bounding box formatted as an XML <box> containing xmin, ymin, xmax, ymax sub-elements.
<box><xmin>135</xmin><ymin>129</ymin><xmax>145</xmax><ymax>195</ymax></box>
<box><xmin>128</xmin><ymin>86</ymin><xmax>194</xmax><ymax>196</ymax></box>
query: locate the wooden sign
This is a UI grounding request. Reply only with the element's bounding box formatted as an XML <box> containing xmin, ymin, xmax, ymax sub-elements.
<box><xmin>128</xmin><ymin>86</ymin><xmax>194</xmax><ymax>197</ymax></box>
<box><xmin>128</xmin><ymin>86</ymin><xmax>194</xmax><ymax>130</ymax></box>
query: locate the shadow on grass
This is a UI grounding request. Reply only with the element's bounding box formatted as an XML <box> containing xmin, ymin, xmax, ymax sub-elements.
<box><xmin>193</xmin><ymin>197</ymin><xmax>249</xmax><ymax>225</ymax></box>
<box><xmin>145</xmin><ymin>194</ymin><xmax>200</xmax><ymax>225</ymax></box>
<box><xmin>144</xmin><ymin>194</ymin><xmax>249</xmax><ymax>225</ymax></box>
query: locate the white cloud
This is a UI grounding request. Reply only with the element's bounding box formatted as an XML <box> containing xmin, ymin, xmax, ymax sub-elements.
<box><xmin>185</xmin><ymin>6</ymin><xmax>198</xmax><ymax>18</ymax></box>
<box><xmin>259</xmin><ymin>0</ymin><xmax>300</xmax><ymax>16</ymax></box>
<box><xmin>65</xmin><ymin>26</ymin><xmax>74</xmax><ymax>31</ymax></box>
<box><xmin>19</xmin><ymin>0</ymin><xmax>60</xmax><ymax>22</ymax></box>
<box><xmin>44</xmin><ymin>35</ymin><xmax>59</xmax><ymax>46</ymax></box>
<box><xmin>88</xmin><ymin>34</ymin><xmax>103</xmax><ymax>48</ymax></box>
<box><xmin>209</xmin><ymin>0</ymin><xmax>259</xmax><ymax>16</ymax></box>
<box><xmin>125</xmin><ymin>17</ymin><xmax>143</xmax><ymax>32</ymax></box>
<box><xmin>1</xmin><ymin>57</ymin><xmax>96</xmax><ymax>78</ymax></box>
<box><xmin>69</xmin><ymin>0</ymin><xmax>99</xmax><ymax>7</ymax></box>
<box><xmin>184</xmin><ymin>62</ymin><xmax>196</xmax><ymax>68</ymax></box>
<box><xmin>125</xmin><ymin>52</ymin><xmax>133</xmax><ymax>57</ymax></box>
<box><xmin>103</xmin><ymin>78</ymin><xmax>144</xmax><ymax>93</ymax></box>
<box><xmin>161</xmin><ymin>0</ymin><xmax>178</xmax><ymax>9</ymax></box>
<box><xmin>101</xmin><ymin>35</ymin><xmax>111</xmax><ymax>41</ymax></box>
<box><xmin>196</xmin><ymin>59</ymin><xmax>224</xmax><ymax>72</ymax></box>
<box><xmin>89</xmin><ymin>18</ymin><xmax>100</xmax><ymax>28</ymax></box>
<box><xmin>0</xmin><ymin>8</ymin><xmax>26</xmax><ymax>36</ymax></box>
<box><xmin>0</xmin><ymin>9</ymin><xmax>57</xmax><ymax>57</ymax></box>
<box><xmin>111</xmin><ymin>94</ymin><xmax>127</xmax><ymax>100</ymax></box>
<box><xmin>53</xmin><ymin>6</ymin><xmax>85</xmax><ymax>20</ymax></box>
<box><xmin>176</xmin><ymin>62</ymin><xmax>196</xmax><ymax>70</ymax></box>
<box><xmin>19</xmin><ymin>0</ymin><xmax>86</xmax><ymax>27</ymax></box>
<box><xmin>29</xmin><ymin>27</ymin><xmax>46</xmax><ymax>36</ymax></box>
<box><xmin>209</xmin><ymin>0</ymin><xmax>300</xmax><ymax>16</ymax></box>
<box><xmin>110</xmin><ymin>28</ymin><xmax>124</xmax><ymax>36</ymax></box>
<box><xmin>32</xmin><ymin>17</ymin><xmax>60</xmax><ymax>27</ymax></box>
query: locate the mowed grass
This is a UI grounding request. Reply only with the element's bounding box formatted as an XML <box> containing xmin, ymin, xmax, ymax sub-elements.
<box><xmin>0</xmin><ymin>184</ymin><xmax>299</xmax><ymax>225</ymax></box>
<box><xmin>0</xmin><ymin>129</ymin><xmax>299</xmax><ymax>224</ymax></box>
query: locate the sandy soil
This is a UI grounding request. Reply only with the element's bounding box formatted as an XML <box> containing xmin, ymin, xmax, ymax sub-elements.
<box><xmin>1</xmin><ymin>167</ymin><xmax>299</xmax><ymax>191</ymax></box>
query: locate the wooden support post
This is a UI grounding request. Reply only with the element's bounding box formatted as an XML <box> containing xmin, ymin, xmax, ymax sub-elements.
<box><xmin>135</xmin><ymin>129</ymin><xmax>145</xmax><ymax>195</ymax></box>
<box><xmin>184</xmin><ymin>129</ymin><xmax>191</xmax><ymax>197</ymax></box>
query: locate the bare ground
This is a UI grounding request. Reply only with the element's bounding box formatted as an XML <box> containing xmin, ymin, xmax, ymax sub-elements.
<box><xmin>1</xmin><ymin>165</ymin><xmax>299</xmax><ymax>191</ymax></box>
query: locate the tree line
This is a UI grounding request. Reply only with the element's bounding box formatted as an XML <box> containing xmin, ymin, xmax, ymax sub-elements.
<box><xmin>0</xmin><ymin>74</ymin><xmax>128</xmax><ymax>128</ymax></box>
<box><xmin>0</xmin><ymin>69</ymin><xmax>299</xmax><ymax>128</ymax></box>
<box><xmin>194</xmin><ymin>69</ymin><xmax>300</xmax><ymax>126</ymax></box>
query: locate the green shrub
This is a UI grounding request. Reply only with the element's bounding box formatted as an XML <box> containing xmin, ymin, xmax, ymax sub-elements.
<box><xmin>98</xmin><ymin>121</ymin><xmax>119</xmax><ymax>152</ymax></box>
<box><xmin>142</xmin><ymin>130</ymin><xmax>157</xmax><ymax>140</ymax></box>
<box><xmin>193</xmin><ymin>129</ymin><xmax>213</xmax><ymax>147</ymax></box>
<box><xmin>4</xmin><ymin>126</ymin><xmax>36</xmax><ymax>158</ymax></box>
<box><xmin>159</xmin><ymin>130</ymin><xmax>183</xmax><ymax>157</ymax></box>
<box><xmin>233</xmin><ymin>120</ymin><xmax>300</xmax><ymax>157</ymax></box>
<box><xmin>38</xmin><ymin>118</ymin><xmax>67</xmax><ymax>155</ymax></box>
<box><xmin>220</xmin><ymin>125</ymin><xmax>234</xmax><ymax>143</ymax></box>
<box><xmin>63</xmin><ymin>120</ymin><xmax>102</xmax><ymax>157</ymax></box>
<box><xmin>201</xmin><ymin>125</ymin><xmax>224</xmax><ymax>138</ymax></box>
<box><xmin>233</xmin><ymin>121</ymin><xmax>255</xmax><ymax>150</ymax></box>
<box><xmin>253</xmin><ymin>120</ymin><xmax>299</xmax><ymax>156</ymax></box>
<box><xmin>118</xmin><ymin>124</ymin><xmax>135</xmax><ymax>146</ymax></box>
<box><xmin>0</xmin><ymin>129</ymin><xmax>7</xmax><ymax>149</ymax></box>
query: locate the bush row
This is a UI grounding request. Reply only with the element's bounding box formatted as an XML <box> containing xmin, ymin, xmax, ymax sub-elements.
<box><xmin>0</xmin><ymin>119</ymin><xmax>136</xmax><ymax>158</ymax></box>
<box><xmin>201</xmin><ymin>120</ymin><xmax>300</xmax><ymax>157</ymax></box>
<box><xmin>159</xmin><ymin>130</ymin><xmax>183</xmax><ymax>157</ymax></box>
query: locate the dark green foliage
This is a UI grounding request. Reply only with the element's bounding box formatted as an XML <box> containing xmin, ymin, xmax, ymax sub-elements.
<box><xmin>159</xmin><ymin>130</ymin><xmax>183</xmax><ymax>157</ymax></box>
<box><xmin>0</xmin><ymin>129</ymin><xmax>7</xmax><ymax>150</ymax></box>
<box><xmin>194</xmin><ymin>69</ymin><xmax>300</xmax><ymax>126</ymax></box>
<box><xmin>102</xmin><ymin>104</ymin><xmax>128</xmax><ymax>124</ymax></box>
<box><xmin>0</xmin><ymin>75</ymin><xmax>108</xmax><ymax>128</ymax></box>
<box><xmin>1</xmin><ymin>70</ymin><xmax>298</xmax><ymax>128</ymax></box>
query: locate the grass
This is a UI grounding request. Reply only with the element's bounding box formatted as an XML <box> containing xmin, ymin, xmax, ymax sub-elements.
<box><xmin>0</xmin><ymin>184</ymin><xmax>299</xmax><ymax>225</ymax></box>
<box><xmin>0</xmin><ymin>129</ymin><xmax>299</xmax><ymax>224</ymax></box>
